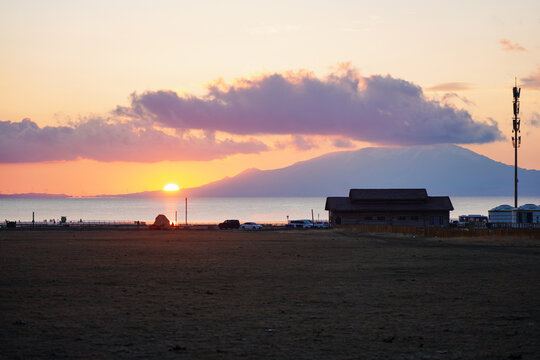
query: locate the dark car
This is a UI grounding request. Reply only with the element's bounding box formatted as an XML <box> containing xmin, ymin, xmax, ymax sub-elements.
<box><xmin>218</xmin><ymin>219</ymin><xmax>240</xmax><ymax>229</ymax></box>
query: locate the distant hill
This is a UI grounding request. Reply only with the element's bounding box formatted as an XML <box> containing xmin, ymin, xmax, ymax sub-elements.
<box><xmin>87</xmin><ymin>190</ymin><xmax>177</xmax><ymax>199</ymax></box>
<box><xmin>0</xmin><ymin>193</ymin><xmax>72</xmax><ymax>199</ymax></box>
<box><xmin>177</xmin><ymin>144</ymin><xmax>540</xmax><ymax>197</ymax></box>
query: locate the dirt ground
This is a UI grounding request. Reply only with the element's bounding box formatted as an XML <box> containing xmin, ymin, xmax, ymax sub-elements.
<box><xmin>1</xmin><ymin>229</ymin><xmax>539</xmax><ymax>359</ymax></box>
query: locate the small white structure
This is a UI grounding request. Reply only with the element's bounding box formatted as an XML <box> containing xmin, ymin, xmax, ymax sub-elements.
<box><xmin>488</xmin><ymin>204</ymin><xmax>515</xmax><ymax>223</ymax></box>
<box><xmin>513</xmin><ymin>204</ymin><xmax>540</xmax><ymax>224</ymax></box>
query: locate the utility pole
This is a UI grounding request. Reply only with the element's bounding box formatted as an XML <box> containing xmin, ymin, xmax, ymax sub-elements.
<box><xmin>512</xmin><ymin>79</ymin><xmax>521</xmax><ymax>208</ymax></box>
<box><xmin>185</xmin><ymin>197</ymin><xmax>188</xmax><ymax>227</ymax></box>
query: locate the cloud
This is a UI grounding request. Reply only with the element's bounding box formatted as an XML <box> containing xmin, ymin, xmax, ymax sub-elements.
<box><xmin>0</xmin><ymin>118</ymin><xmax>267</xmax><ymax>163</ymax></box>
<box><xmin>272</xmin><ymin>135</ymin><xmax>318</xmax><ymax>151</ymax></box>
<box><xmin>522</xmin><ymin>67</ymin><xmax>540</xmax><ymax>90</ymax></box>
<box><xmin>332</xmin><ymin>138</ymin><xmax>355</xmax><ymax>149</ymax></box>
<box><xmin>3</xmin><ymin>65</ymin><xmax>504</xmax><ymax>163</ymax></box>
<box><xmin>499</xmin><ymin>39</ymin><xmax>526</xmax><ymax>52</ymax></box>
<box><xmin>118</xmin><ymin>66</ymin><xmax>502</xmax><ymax>146</ymax></box>
<box><xmin>440</xmin><ymin>93</ymin><xmax>476</xmax><ymax>106</ymax></box>
<box><xmin>291</xmin><ymin>135</ymin><xmax>317</xmax><ymax>151</ymax></box>
<box><xmin>528</xmin><ymin>112</ymin><xmax>540</xmax><ymax>128</ymax></box>
<box><xmin>426</xmin><ymin>82</ymin><xmax>472</xmax><ymax>91</ymax></box>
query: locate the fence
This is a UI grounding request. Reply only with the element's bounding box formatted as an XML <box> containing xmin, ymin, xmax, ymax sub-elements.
<box><xmin>338</xmin><ymin>224</ymin><xmax>540</xmax><ymax>239</ymax></box>
<box><xmin>2</xmin><ymin>220</ymin><xmax>147</xmax><ymax>229</ymax></box>
<box><xmin>2</xmin><ymin>220</ymin><xmax>293</xmax><ymax>231</ymax></box>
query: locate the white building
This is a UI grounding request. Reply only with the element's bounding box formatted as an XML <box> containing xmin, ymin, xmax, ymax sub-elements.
<box><xmin>488</xmin><ymin>204</ymin><xmax>515</xmax><ymax>223</ymax></box>
<box><xmin>513</xmin><ymin>204</ymin><xmax>540</xmax><ymax>224</ymax></box>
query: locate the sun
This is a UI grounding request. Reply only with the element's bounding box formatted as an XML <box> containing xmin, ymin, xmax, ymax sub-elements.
<box><xmin>163</xmin><ymin>183</ymin><xmax>180</xmax><ymax>192</ymax></box>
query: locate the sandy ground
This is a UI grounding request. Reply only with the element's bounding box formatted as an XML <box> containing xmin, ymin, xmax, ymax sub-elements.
<box><xmin>1</xmin><ymin>229</ymin><xmax>539</xmax><ymax>360</ymax></box>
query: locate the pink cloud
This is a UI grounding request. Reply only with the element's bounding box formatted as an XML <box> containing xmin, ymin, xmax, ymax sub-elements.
<box><xmin>522</xmin><ymin>67</ymin><xmax>540</xmax><ymax>90</ymax></box>
<box><xmin>2</xmin><ymin>65</ymin><xmax>504</xmax><ymax>164</ymax></box>
<box><xmin>499</xmin><ymin>39</ymin><xmax>526</xmax><ymax>52</ymax></box>
<box><xmin>0</xmin><ymin>118</ymin><xmax>267</xmax><ymax>163</ymax></box>
<box><xmin>117</xmin><ymin>66</ymin><xmax>502</xmax><ymax>146</ymax></box>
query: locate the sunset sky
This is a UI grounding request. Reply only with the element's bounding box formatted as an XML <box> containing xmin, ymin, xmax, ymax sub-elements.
<box><xmin>1</xmin><ymin>0</ymin><xmax>539</xmax><ymax>196</ymax></box>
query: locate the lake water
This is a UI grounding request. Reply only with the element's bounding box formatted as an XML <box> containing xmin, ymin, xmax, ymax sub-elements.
<box><xmin>1</xmin><ymin>196</ymin><xmax>539</xmax><ymax>224</ymax></box>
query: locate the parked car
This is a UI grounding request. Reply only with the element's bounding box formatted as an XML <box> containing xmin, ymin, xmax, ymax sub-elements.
<box><xmin>218</xmin><ymin>219</ymin><xmax>240</xmax><ymax>229</ymax></box>
<box><xmin>240</xmin><ymin>222</ymin><xmax>263</xmax><ymax>230</ymax></box>
<box><xmin>313</xmin><ymin>221</ymin><xmax>329</xmax><ymax>229</ymax></box>
<box><xmin>287</xmin><ymin>220</ymin><xmax>314</xmax><ymax>229</ymax></box>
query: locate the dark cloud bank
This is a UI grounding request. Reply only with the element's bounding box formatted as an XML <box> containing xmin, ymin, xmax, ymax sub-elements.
<box><xmin>2</xmin><ymin>67</ymin><xmax>503</xmax><ymax>163</ymax></box>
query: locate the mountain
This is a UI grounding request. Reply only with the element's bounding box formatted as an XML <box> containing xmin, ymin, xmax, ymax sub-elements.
<box><xmin>178</xmin><ymin>144</ymin><xmax>540</xmax><ymax>197</ymax></box>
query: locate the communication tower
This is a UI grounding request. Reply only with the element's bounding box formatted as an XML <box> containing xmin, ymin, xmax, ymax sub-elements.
<box><xmin>512</xmin><ymin>79</ymin><xmax>521</xmax><ymax>208</ymax></box>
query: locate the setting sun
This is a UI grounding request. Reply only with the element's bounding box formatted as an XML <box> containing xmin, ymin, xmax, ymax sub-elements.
<box><xmin>163</xmin><ymin>183</ymin><xmax>180</xmax><ymax>192</ymax></box>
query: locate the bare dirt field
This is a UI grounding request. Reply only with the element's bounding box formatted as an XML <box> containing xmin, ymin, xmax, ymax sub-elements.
<box><xmin>1</xmin><ymin>229</ymin><xmax>539</xmax><ymax>359</ymax></box>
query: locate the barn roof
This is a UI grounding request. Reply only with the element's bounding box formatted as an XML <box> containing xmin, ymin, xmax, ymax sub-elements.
<box><xmin>349</xmin><ymin>188</ymin><xmax>427</xmax><ymax>201</ymax></box>
<box><xmin>326</xmin><ymin>189</ymin><xmax>453</xmax><ymax>212</ymax></box>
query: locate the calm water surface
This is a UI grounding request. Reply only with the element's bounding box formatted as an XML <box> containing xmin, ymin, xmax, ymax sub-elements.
<box><xmin>1</xmin><ymin>196</ymin><xmax>539</xmax><ymax>223</ymax></box>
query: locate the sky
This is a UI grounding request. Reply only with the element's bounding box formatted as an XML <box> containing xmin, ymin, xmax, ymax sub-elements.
<box><xmin>1</xmin><ymin>0</ymin><xmax>540</xmax><ymax>196</ymax></box>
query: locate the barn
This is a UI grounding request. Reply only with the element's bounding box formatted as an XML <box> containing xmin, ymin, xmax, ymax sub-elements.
<box><xmin>325</xmin><ymin>188</ymin><xmax>453</xmax><ymax>227</ymax></box>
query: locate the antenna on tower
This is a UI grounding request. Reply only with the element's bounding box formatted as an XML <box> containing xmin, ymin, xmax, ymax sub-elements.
<box><xmin>512</xmin><ymin>78</ymin><xmax>521</xmax><ymax>208</ymax></box>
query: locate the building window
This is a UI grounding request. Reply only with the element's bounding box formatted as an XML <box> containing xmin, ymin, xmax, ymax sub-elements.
<box><xmin>377</xmin><ymin>216</ymin><xmax>385</xmax><ymax>221</ymax></box>
<box><xmin>364</xmin><ymin>216</ymin><xmax>373</xmax><ymax>220</ymax></box>
<box><xmin>398</xmin><ymin>216</ymin><xmax>406</xmax><ymax>221</ymax></box>
<box><xmin>430</xmin><ymin>216</ymin><xmax>443</xmax><ymax>225</ymax></box>
<box><xmin>411</xmin><ymin>216</ymin><xmax>419</xmax><ymax>221</ymax></box>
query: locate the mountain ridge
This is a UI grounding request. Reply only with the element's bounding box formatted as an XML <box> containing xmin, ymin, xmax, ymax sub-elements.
<box><xmin>2</xmin><ymin>145</ymin><xmax>539</xmax><ymax>198</ymax></box>
<box><xmin>179</xmin><ymin>144</ymin><xmax>540</xmax><ymax>197</ymax></box>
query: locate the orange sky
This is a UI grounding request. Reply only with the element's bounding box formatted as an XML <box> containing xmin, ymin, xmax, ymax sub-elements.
<box><xmin>1</xmin><ymin>1</ymin><xmax>539</xmax><ymax>196</ymax></box>
<box><xmin>0</xmin><ymin>145</ymin><xmax>340</xmax><ymax>196</ymax></box>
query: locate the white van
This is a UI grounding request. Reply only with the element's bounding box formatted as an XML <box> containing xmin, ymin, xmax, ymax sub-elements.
<box><xmin>288</xmin><ymin>220</ymin><xmax>314</xmax><ymax>229</ymax></box>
